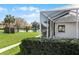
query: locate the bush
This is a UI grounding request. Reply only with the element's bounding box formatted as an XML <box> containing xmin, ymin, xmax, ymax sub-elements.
<box><xmin>20</xmin><ymin>38</ymin><xmax>79</xmax><ymax>55</ymax></box>
<box><xmin>4</xmin><ymin>27</ymin><xmax>15</xmax><ymax>33</ymax></box>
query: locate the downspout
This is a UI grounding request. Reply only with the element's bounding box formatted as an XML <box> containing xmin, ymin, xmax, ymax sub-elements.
<box><xmin>47</xmin><ymin>19</ymin><xmax>49</xmax><ymax>38</ymax></box>
<box><xmin>40</xmin><ymin>12</ymin><xmax>42</xmax><ymax>38</ymax></box>
<box><xmin>76</xmin><ymin>9</ymin><xmax>79</xmax><ymax>39</ymax></box>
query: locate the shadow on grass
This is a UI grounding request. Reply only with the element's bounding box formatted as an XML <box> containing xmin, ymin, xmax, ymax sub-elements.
<box><xmin>15</xmin><ymin>52</ymin><xmax>21</xmax><ymax>55</ymax></box>
<box><xmin>15</xmin><ymin>52</ymin><xmax>23</xmax><ymax>55</ymax></box>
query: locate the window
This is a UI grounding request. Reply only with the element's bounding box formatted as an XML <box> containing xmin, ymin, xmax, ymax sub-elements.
<box><xmin>58</xmin><ymin>25</ymin><xmax>65</xmax><ymax>32</ymax></box>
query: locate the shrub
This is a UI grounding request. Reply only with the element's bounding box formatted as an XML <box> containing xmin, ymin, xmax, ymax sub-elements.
<box><xmin>4</xmin><ymin>27</ymin><xmax>15</xmax><ymax>33</ymax></box>
<box><xmin>20</xmin><ymin>38</ymin><xmax>79</xmax><ymax>55</ymax></box>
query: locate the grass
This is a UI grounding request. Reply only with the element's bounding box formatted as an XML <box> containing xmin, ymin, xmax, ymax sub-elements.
<box><xmin>0</xmin><ymin>30</ymin><xmax>39</xmax><ymax>55</ymax></box>
<box><xmin>0</xmin><ymin>31</ymin><xmax>39</xmax><ymax>48</ymax></box>
<box><xmin>0</xmin><ymin>46</ymin><xmax>20</xmax><ymax>55</ymax></box>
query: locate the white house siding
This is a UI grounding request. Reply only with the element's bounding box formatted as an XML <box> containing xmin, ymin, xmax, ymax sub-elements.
<box><xmin>55</xmin><ymin>22</ymin><xmax>77</xmax><ymax>38</ymax></box>
<box><xmin>40</xmin><ymin>11</ymin><xmax>79</xmax><ymax>38</ymax></box>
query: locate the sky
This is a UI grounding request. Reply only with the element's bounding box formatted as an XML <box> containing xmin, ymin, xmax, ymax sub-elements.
<box><xmin>0</xmin><ymin>4</ymin><xmax>69</xmax><ymax>24</ymax></box>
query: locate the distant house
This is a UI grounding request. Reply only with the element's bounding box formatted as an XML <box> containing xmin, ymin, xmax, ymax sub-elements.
<box><xmin>40</xmin><ymin>5</ymin><xmax>79</xmax><ymax>39</ymax></box>
<box><xmin>0</xmin><ymin>22</ymin><xmax>4</xmax><ymax>29</ymax></box>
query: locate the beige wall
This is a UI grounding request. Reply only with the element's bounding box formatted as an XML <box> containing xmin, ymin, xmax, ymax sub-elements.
<box><xmin>55</xmin><ymin>22</ymin><xmax>77</xmax><ymax>38</ymax></box>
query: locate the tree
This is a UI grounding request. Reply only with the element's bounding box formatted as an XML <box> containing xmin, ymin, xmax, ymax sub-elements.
<box><xmin>31</xmin><ymin>21</ymin><xmax>39</xmax><ymax>32</ymax></box>
<box><xmin>25</xmin><ymin>24</ymin><xmax>32</xmax><ymax>32</ymax></box>
<box><xmin>15</xmin><ymin>17</ymin><xmax>27</xmax><ymax>32</ymax></box>
<box><xmin>4</xmin><ymin>15</ymin><xmax>15</xmax><ymax>33</ymax></box>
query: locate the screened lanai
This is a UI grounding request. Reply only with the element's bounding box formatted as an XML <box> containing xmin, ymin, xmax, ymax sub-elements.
<box><xmin>40</xmin><ymin>5</ymin><xmax>79</xmax><ymax>39</ymax></box>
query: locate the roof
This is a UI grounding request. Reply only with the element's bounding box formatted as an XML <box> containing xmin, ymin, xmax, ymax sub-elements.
<box><xmin>55</xmin><ymin>14</ymin><xmax>76</xmax><ymax>23</ymax></box>
<box><xmin>41</xmin><ymin>5</ymin><xmax>79</xmax><ymax>12</ymax></box>
<box><xmin>40</xmin><ymin>5</ymin><xmax>79</xmax><ymax>27</ymax></box>
<box><xmin>40</xmin><ymin>5</ymin><xmax>79</xmax><ymax>22</ymax></box>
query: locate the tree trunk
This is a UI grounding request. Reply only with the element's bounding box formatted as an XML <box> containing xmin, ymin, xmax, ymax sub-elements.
<box><xmin>9</xmin><ymin>23</ymin><xmax>10</xmax><ymax>33</ymax></box>
<box><xmin>17</xmin><ymin>28</ymin><xmax>19</xmax><ymax>32</ymax></box>
<box><xmin>26</xmin><ymin>30</ymin><xmax>28</xmax><ymax>32</ymax></box>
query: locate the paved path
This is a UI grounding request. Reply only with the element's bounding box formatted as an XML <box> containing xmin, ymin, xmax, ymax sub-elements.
<box><xmin>35</xmin><ymin>35</ymin><xmax>41</xmax><ymax>37</ymax></box>
<box><xmin>0</xmin><ymin>42</ymin><xmax>21</xmax><ymax>53</ymax></box>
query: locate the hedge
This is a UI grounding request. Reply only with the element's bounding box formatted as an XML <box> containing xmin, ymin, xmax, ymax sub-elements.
<box><xmin>20</xmin><ymin>38</ymin><xmax>79</xmax><ymax>55</ymax></box>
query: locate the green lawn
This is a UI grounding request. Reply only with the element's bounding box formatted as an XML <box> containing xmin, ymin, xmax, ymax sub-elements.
<box><xmin>0</xmin><ymin>30</ymin><xmax>39</xmax><ymax>55</ymax></box>
<box><xmin>0</xmin><ymin>31</ymin><xmax>39</xmax><ymax>48</ymax></box>
<box><xmin>0</xmin><ymin>46</ymin><xmax>20</xmax><ymax>55</ymax></box>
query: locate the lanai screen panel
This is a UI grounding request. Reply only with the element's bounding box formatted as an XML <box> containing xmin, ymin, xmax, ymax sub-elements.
<box><xmin>40</xmin><ymin>10</ymin><xmax>70</xmax><ymax>37</ymax></box>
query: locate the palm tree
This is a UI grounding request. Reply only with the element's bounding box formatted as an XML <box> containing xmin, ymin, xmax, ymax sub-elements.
<box><xmin>4</xmin><ymin>15</ymin><xmax>15</xmax><ymax>33</ymax></box>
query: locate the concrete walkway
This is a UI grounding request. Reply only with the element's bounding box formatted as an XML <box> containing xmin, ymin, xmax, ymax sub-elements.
<box><xmin>35</xmin><ymin>35</ymin><xmax>41</xmax><ymax>37</ymax></box>
<box><xmin>0</xmin><ymin>42</ymin><xmax>21</xmax><ymax>53</ymax></box>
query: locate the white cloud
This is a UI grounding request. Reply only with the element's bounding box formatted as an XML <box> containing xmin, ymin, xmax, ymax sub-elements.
<box><xmin>18</xmin><ymin>7</ymin><xmax>28</xmax><ymax>11</ymax></box>
<box><xmin>12</xmin><ymin>6</ymin><xmax>40</xmax><ymax>12</ymax></box>
<box><xmin>0</xmin><ymin>7</ymin><xmax>7</xmax><ymax>11</ymax></box>
<box><xmin>29</xmin><ymin>7</ymin><xmax>38</xmax><ymax>11</ymax></box>
<box><xmin>19</xmin><ymin>12</ymin><xmax>40</xmax><ymax>23</ymax></box>
<box><xmin>12</xmin><ymin>6</ymin><xmax>46</xmax><ymax>23</ymax></box>
<box><xmin>21</xmin><ymin>13</ymin><xmax>39</xmax><ymax>18</ymax></box>
<box><xmin>35</xmin><ymin>9</ymin><xmax>40</xmax><ymax>12</ymax></box>
<box><xmin>12</xmin><ymin>7</ymin><xmax>27</xmax><ymax>11</ymax></box>
<box><xmin>29</xmin><ymin>13</ymin><xmax>39</xmax><ymax>17</ymax></box>
<box><xmin>35</xmin><ymin>9</ymin><xmax>46</xmax><ymax>13</ymax></box>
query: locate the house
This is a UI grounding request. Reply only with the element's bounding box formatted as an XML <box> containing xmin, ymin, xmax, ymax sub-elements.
<box><xmin>0</xmin><ymin>22</ymin><xmax>5</xmax><ymax>29</ymax></box>
<box><xmin>40</xmin><ymin>5</ymin><xmax>79</xmax><ymax>39</ymax></box>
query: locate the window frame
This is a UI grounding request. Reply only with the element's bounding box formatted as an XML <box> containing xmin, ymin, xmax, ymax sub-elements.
<box><xmin>58</xmin><ymin>25</ymin><xmax>65</xmax><ymax>32</ymax></box>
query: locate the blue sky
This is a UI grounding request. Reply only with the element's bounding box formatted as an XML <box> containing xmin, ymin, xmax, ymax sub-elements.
<box><xmin>0</xmin><ymin>4</ymin><xmax>69</xmax><ymax>24</ymax></box>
